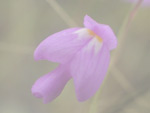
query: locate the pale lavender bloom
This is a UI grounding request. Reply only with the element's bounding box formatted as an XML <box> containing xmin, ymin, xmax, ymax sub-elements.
<box><xmin>125</xmin><ymin>0</ymin><xmax>150</xmax><ymax>6</ymax></box>
<box><xmin>32</xmin><ymin>15</ymin><xmax>117</xmax><ymax>103</ymax></box>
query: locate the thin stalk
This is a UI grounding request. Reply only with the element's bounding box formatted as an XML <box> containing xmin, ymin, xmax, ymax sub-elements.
<box><xmin>89</xmin><ymin>0</ymin><xmax>143</xmax><ymax>113</ymax></box>
<box><xmin>111</xmin><ymin>0</ymin><xmax>143</xmax><ymax>66</ymax></box>
<box><xmin>109</xmin><ymin>0</ymin><xmax>143</xmax><ymax>96</ymax></box>
<box><xmin>45</xmin><ymin>0</ymin><xmax>78</xmax><ymax>27</ymax></box>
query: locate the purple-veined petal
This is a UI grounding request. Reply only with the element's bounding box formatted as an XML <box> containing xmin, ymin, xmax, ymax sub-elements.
<box><xmin>34</xmin><ymin>28</ymin><xmax>91</xmax><ymax>64</ymax></box>
<box><xmin>70</xmin><ymin>42</ymin><xmax>110</xmax><ymax>101</ymax></box>
<box><xmin>84</xmin><ymin>15</ymin><xmax>117</xmax><ymax>50</ymax></box>
<box><xmin>31</xmin><ymin>65</ymin><xmax>71</xmax><ymax>103</ymax></box>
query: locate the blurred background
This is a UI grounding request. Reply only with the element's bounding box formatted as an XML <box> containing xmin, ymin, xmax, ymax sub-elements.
<box><xmin>0</xmin><ymin>0</ymin><xmax>150</xmax><ymax>113</ymax></box>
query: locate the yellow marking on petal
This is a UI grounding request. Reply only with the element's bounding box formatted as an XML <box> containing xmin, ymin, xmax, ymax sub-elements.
<box><xmin>87</xmin><ymin>29</ymin><xmax>103</xmax><ymax>42</ymax></box>
<box><xmin>88</xmin><ymin>29</ymin><xmax>95</xmax><ymax>36</ymax></box>
<box><xmin>95</xmin><ymin>36</ymin><xmax>103</xmax><ymax>42</ymax></box>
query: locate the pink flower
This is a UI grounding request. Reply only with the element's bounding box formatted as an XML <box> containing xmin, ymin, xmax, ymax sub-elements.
<box><xmin>125</xmin><ymin>0</ymin><xmax>150</xmax><ymax>6</ymax></box>
<box><xmin>32</xmin><ymin>15</ymin><xmax>117</xmax><ymax>103</ymax></box>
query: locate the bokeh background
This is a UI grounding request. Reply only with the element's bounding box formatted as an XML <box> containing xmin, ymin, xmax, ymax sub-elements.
<box><xmin>0</xmin><ymin>0</ymin><xmax>150</xmax><ymax>113</ymax></box>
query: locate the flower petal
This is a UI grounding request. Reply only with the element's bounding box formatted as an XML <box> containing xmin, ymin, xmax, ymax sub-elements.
<box><xmin>34</xmin><ymin>28</ymin><xmax>91</xmax><ymax>63</ymax></box>
<box><xmin>84</xmin><ymin>15</ymin><xmax>117</xmax><ymax>50</ymax></box>
<box><xmin>31</xmin><ymin>65</ymin><xmax>71</xmax><ymax>103</ymax></box>
<box><xmin>70</xmin><ymin>44</ymin><xmax>110</xmax><ymax>101</ymax></box>
<box><xmin>125</xmin><ymin>0</ymin><xmax>150</xmax><ymax>6</ymax></box>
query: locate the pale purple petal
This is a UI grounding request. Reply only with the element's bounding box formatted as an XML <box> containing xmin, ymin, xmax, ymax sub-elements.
<box><xmin>70</xmin><ymin>43</ymin><xmax>110</xmax><ymax>101</ymax></box>
<box><xmin>31</xmin><ymin>65</ymin><xmax>71</xmax><ymax>103</ymax></box>
<box><xmin>32</xmin><ymin>15</ymin><xmax>117</xmax><ymax>103</ymax></box>
<box><xmin>84</xmin><ymin>15</ymin><xmax>117</xmax><ymax>50</ymax></box>
<box><xmin>124</xmin><ymin>0</ymin><xmax>150</xmax><ymax>6</ymax></box>
<box><xmin>84</xmin><ymin>15</ymin><xmax>98</xmax><ymax>30</ymax></box>
<box><xmin>34</xmin><ymin>28</ymin><xmax>91</xmax><ymax>64</ymax></box>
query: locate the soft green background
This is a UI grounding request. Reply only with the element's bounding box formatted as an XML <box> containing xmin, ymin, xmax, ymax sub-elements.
<box><xmin>0</xmin><ymin>0</ymin><xmax>150</xmax><ymax>113</ymax></box>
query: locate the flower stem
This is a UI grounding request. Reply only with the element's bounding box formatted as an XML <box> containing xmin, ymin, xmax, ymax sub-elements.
<box><xmin>109</xmin><ymin>0</ymin><xmax>143</xmax><ymax>96</ymax></box>
<box><xmin>111</xmin><ymin>0</ymin><xmax>143</xmax><ymax>65</ymax></box>
<box><xmin>45</xmin><ymin>0</ymin><xmax>78</xmax><ymax>27</ymax></box>
<box><xmin>88</xmin><ymin>0</ymin><xmax>143</xmax><ymax>113</ymax></box>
